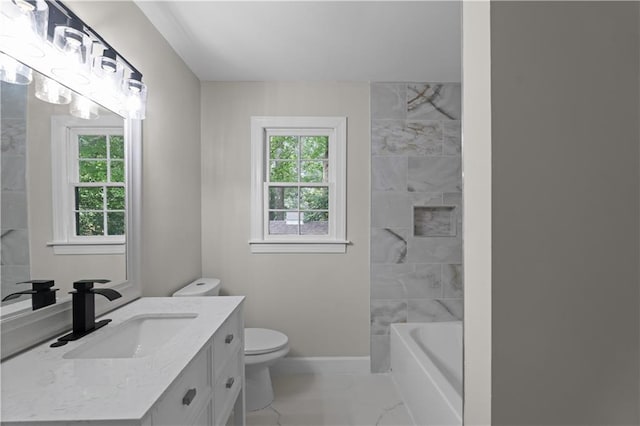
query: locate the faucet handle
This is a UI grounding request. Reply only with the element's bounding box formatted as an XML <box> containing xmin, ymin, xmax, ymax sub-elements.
<box><xmin>72</xmin><ymin>279</ymin><xmax>111</xmax><ymax>292</ymax></box>
<box><xmin>17</xmin><ymin>280</ymin><xmax>56</xmax><ymax>292</ymax></box>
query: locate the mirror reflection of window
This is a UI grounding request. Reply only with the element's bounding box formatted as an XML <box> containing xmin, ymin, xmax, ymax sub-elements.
<box><xmin>72</xmin><ymin>130</ymin><xmax>126</xmax><ymax>238</ymax></box>
<box><xmin>0</xmin><ymin>70</ymin><xmax>127</xmax><ymax>306</ymax></box>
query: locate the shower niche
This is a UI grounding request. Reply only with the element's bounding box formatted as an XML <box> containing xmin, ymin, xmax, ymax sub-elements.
<box><xmin>413</xmin><ymin>206</ymin><xmax>457</xmax><ymax>237</ymax></box>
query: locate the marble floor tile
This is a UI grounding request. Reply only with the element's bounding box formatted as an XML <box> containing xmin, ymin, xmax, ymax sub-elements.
<box><xmin>247</xmin><ymin>374</ymin><xmax>413</xmax><ymax>426</ymax></box>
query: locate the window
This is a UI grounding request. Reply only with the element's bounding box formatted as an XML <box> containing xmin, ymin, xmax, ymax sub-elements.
<box><xmin>250</xmin><ymin>117</ymin><xmax>348</xmax><ymax>253</ymax></box>
<box><xmin>71</xmin><ymin>130</ymin><xmax>125</xmax><ymax>237</ymax></box>
<box><xmin>50</xmin><ymin>115</ymin><xmax>126</xmax><ymax>254</ymax></box>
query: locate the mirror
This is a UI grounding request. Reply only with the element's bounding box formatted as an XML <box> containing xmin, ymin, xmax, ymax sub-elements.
<box><xmin>0</xmin><ymin>0</ymin><xmax>142</xmax><ymax>359</ymax></box>
<box><xmin>1</xmin><ymin>72</ymin><xmax>127</xmax><ymax>307</ymax></box>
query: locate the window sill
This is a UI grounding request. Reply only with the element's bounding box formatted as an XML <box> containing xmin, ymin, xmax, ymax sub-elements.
<box><xmin>249</xmin><ymin>240</ymin><xmax>350</xmax><ymax>254</ymax></box>
<box><xmin>47</xmin><ymin>241</ymin><xmax>126</xmax><ymax>255</ymax></box>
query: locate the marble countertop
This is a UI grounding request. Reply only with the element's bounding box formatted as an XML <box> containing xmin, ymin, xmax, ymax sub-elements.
<box><xmin>1</xmin><ymin>296</ymin><xmax>244</xmax><ymax>423</ymax></box>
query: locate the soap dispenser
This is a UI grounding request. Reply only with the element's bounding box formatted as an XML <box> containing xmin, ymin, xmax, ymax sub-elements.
<box><xmin>1</xmin><ymin>280</ymin><xmax>59</xmax><ymax>310</ymax></box>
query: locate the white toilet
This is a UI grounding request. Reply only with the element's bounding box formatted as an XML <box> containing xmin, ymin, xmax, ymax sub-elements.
<box><xmin>172</xmin><ymin>278</ymin><xmax>289</xmax><ymax>412</ymax></box>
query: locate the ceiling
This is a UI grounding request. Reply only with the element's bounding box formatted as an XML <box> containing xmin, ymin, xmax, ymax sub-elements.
<box><xmin>134</xmin><ymin>1</ymin><xmax>461</xmax><ymax>82</ymax></box>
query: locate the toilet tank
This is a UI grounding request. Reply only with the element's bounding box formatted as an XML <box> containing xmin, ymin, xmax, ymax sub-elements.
<box><xmin>172</xmin><ymin>278</ymin><xmax>221</xmax><ymax>297</ymax></box>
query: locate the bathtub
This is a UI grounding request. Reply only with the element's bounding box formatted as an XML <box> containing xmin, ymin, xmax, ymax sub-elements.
<box><xmin>390</xmin><ymin>322</ymin><xmax>462</xmax><ymax>426</ymax></box>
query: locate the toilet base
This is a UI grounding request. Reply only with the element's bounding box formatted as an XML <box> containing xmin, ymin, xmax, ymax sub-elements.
<box><xmin>245</xmin><ymin>363</ymin><xmax>274</xmax><ymax>411</ymax></box>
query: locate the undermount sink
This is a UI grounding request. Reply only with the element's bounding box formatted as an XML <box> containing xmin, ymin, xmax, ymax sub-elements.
<box><xmin>63</xmin><ymin>313</ymin><xmax>198</xmax><ymax>359</ymax></box>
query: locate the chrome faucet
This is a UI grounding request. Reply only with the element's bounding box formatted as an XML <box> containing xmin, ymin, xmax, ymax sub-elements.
<box><xmin>51</xmin><ymin>279</ymin><xmax>122</xmax><ymax>347</ymax></box>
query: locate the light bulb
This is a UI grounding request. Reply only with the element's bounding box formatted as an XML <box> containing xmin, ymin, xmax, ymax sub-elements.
<box><xmin>70</xmin><ymin>94</ymin><xmax>99</xmax><ymax>120</ymax></box>
<box><xmin>92</xmin><ymin>48</ymin><xmax>123</xmax><ymax>85</ymax></box>
<box><xmin>35</xmin><ymin>73</ymin><xmax>71</xmax><ymax>104</ymax></box>
<box><xmin>52</xmin><ymin>18</ymin><xmax>91</xmax><ymax>84</ymax></box>
<box><xmin>123</xmin><ymin>72</ymin><xmax>147</xmax><ymax>120</ymax></box>
<box><xmin>0</xmin><ymin>53</ymin><xmax>32</xmax><ymax>85</ymax></box>
<box><xmin>0</xmin><ymin>0</ymin><xmax>48</xmax><ymax>58</ymax></box>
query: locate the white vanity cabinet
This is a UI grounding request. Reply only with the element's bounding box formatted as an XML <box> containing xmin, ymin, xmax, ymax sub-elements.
<box><xmin>151</xmin><ymin>307</ymin><xmax>244</xmax><ymax>426</ymax></box>
<box><xmin>0</xmin><ymin>297</ymin><xmax>245</xmax><ymax>426</ymax></box>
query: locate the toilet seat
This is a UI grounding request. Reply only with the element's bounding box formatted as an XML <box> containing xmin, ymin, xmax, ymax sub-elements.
<box><xmin>245</xmin><ymin>328</ymin><xmax>288</xmax><ymax>355</ymax></box>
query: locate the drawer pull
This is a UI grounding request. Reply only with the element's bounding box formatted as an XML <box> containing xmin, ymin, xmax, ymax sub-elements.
<box><xmin>225</xmin><ymin>334</ymin><xmax>234</xmax><ymax>344</ymax></box>
<box><xmin>182</xmin><ymin>388</ymin><xmax>197</xmax><ymax>406</ymax></box>
<box><xmin>225</xmin><ymin>377</ymin><xmax>235</xmax><ymax>389</ymax></box>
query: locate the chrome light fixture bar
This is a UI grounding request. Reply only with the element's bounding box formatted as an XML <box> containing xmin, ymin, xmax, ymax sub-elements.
<box><xmin>0</xmin><ymin>0</ymin><xmax>147</xmax><ymax>119</ymax></box>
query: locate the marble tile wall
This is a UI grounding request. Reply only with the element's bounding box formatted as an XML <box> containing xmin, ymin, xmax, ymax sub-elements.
<box><xmin>1</xmin><ymin>82</ymin><xmax>30</xmax><ymax>304</ymax></box>
<box><xmin>370</xmin><ymin>82</ymin><xmax>463</xmax><ymax>372</ymax></box>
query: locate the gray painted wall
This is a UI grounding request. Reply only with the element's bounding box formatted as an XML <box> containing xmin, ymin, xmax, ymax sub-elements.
<box><xmin>491</xmin><ymin>2</ymin><xmax>639</xmax><ymax>424</ymax></box>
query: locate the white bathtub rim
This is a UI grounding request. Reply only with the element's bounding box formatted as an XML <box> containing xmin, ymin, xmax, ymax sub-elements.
<box><xmin>391</xmin><ymin>322</ymin><xmax>462</xmax><ymax>421</ymax></box>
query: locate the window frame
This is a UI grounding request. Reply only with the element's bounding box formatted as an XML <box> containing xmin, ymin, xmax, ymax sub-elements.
<box><xmin>250</xmin><ymin>116</ymin><xmax>348</xmax><ymax>253</ymax></box>
<box><xmin>49</xmin><ymin>115</ymin><xmax>126</xmax><ymax>255</ymax></box>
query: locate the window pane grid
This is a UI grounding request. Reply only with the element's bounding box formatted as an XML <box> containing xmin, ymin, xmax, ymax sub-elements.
<box><xmin>77</xmin><ymin>135</ymin><xmax>124</xmax><ymax>184</ymax></box>
<box><xmin>265</xmin><ymin>132</ymin><xmax>331</xmax><ymax>238</ymax></box>
<box><xmin>74</xmin><ymin>133</ymin><xmax>126</xmax><ymax>238</ymax></box>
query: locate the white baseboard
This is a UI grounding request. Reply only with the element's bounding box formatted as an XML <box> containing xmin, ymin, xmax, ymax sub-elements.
<box><xmin>271</xmin><ymin>356</ymin><xmax>371</xmax><ymax>375</ymax></box>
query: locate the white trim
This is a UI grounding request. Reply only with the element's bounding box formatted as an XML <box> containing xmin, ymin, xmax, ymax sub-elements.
<box><xmin>250</xmin><ymin>116</ymin><xmax>348</xmax><ymax>254</ymax></box>
<box><xmin>270</xmin><ymin>356</ymin><xmax>371</xmax><ymax>376</ymax></box>
<box><xmin>50</xmin><ymin>115</ymin><xmax>126</xmax><ymax>252</ymax></box>
<box><xmin>48</xmin><ymin>243</ymin><xmax>126</xmax><ymax>255</ymax></box>
<box><xmin>248</xmin><ymin>242</ymin><xmax>349</xmax><ymax>254</ymax></box>
<box><xmin>462</xmin><ymin>2</ymin><xmax>492</xmax><ymax>425</ymax></box>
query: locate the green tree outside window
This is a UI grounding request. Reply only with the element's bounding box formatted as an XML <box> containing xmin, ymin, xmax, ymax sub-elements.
<box><xmin>74</xmin><ymin>133</ymin><xmax>126</xmax><ymax>237</ymax></box>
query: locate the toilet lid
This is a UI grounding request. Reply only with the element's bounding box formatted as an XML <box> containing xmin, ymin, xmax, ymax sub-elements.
<box><xmin>244</xmin><ymin>328</ymin><xmax>289</xmax><ymax>355</ymax></box>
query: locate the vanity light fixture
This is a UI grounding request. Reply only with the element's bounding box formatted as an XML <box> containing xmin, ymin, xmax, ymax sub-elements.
<box><xmin>123</xmin><ymin>71</ymin><xmax>147</xmax><ymax>120</ymax></box>
<box><xmin>70</xmin><ymin>93</ymin><xmax>99</xmax><ymax>120</ymax></box>
<box><xmin>93</xmin><ymin>48</ymin><xmax>123</xmax><ymax>82</ymax></box>
<box><xmin>0</xmin><ymin>0</ymin><xmax>48</xmax><ymax>58</ymax></box>
<box><xmin>34</xmin><ymin>71</ymin><xmax>71</xmax><ymax>104</ymax></box>
<box><xmin>0</xmin><ymin>52</ymin><xmax>32</xmax><ymax>84</ymax></box>
<box><xmin>0</xmin><ymin>0</ymin><xmax>148</xmax><ymax>120</ymax></box>
<box><xmin>50</xmin><ymin>17</ymin><xmax>91</xmax><ymax>84</ymax></box>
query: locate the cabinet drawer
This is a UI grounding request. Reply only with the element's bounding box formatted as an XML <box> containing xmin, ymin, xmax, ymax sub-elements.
<box><xmin>214</xmin><ymin>349</ymin><xmax>243</xmax><ymax>426</ymax></box>
<box><xmin>153</xmin><ymin>346</ymin><xmax>212</xmax><ymax>426</ymax></box>
<box><xmin>213</xmin><ymin>307</ymin><xmax>242</xmax><ymax>378</ymax></box>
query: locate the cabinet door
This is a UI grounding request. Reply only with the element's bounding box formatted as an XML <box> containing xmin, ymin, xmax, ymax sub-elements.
<box><xmin>153</xmin><ymin>346</ymin><xmax>213</xmax><ymax>426</ymax></box>
<box><xmin>214</xmin><ymin>348</ymin><xmax>243</xmax><ymax>426</ymax></box>
<box><xmin>193</xmin><ymin>399</ymin><xmax>213</xmax><ymax>426</ymax></box>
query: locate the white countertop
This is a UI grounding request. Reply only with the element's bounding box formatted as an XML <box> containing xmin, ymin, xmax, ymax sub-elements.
<box><xmin>1</xmin><ymin>296</ymin><xmax>244</xmax><ymax>423</ymax></box>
